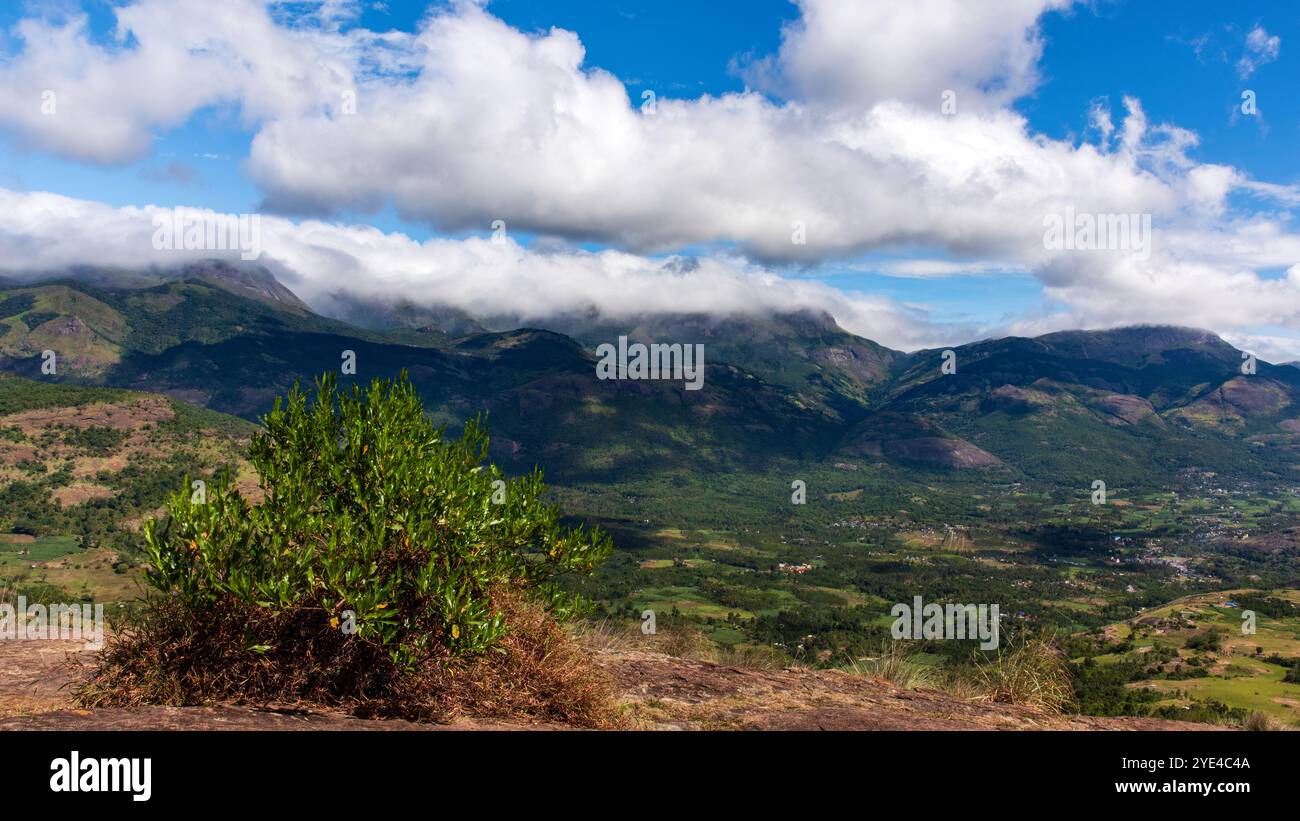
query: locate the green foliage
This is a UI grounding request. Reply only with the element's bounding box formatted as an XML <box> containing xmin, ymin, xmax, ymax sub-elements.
<box><xmin>0</xmin><ymin>375</ymin><xmax>128</xmax><ymax>415</ymax></box>
<box><xmin>1184</xmin><ymin>629</ymin><xmax>1222</xmax><ymax>652</ymax></box>
<box><xmin>21</xmin><ymin>311</ymin><xmax>59</xmax><ymax>329</ymax></box>
<box><xmin>61</xmin><ymin>425</ymin><xmax>129</xmax><ymax>455</ymax></box>
<box><xmin>1151</xmin><ymin>699</ymin><xmax>1248</xmax><ymax>726</ymax></box>
<box><xmin>1234</xmin><ymin>594</ymin><xmax>1297</xmax><ymax>620</ymax></box>
<box><xmin>162</xmin><ymin>399</ymin><xmax>258</xmax><ymax>438</ymax></box>
<box><xmin>1070</xmin><ymin>652</ymin><xmax>1160</xmax><ymax>716</ymax></box>
<box><xmin>142</xmin><ymin>372</ymin><xmax>611</xmax><ymax>668</ymax></box>
<box><xmin>0</xmin><ymin>294</ymin><xmax>36</xmax><ymax>317</ymax></box>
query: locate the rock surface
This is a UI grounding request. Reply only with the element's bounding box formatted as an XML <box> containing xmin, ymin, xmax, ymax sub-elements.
<box><xmin>0</xmin><ymin>639</ymin><xmax>1221</xmax><ymax>731</ymax></box>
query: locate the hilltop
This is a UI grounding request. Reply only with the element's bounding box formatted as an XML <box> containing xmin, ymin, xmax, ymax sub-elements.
<box><xmin>0</xmin><ymin>636</ymin><xmax>1214</xmax><ymax>731</ymax></box>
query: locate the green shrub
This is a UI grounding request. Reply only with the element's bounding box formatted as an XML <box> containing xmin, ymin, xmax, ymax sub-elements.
<box><xmin>80</xmin><ymin>373</ymin><xmax>617</xmax><ymax>723</ymax></box>
<box><xmin>61</xmin><ymin>425</ymin><xmax>130</xmax><ymax>456</ymax></box>
<box><xmin>0</xmin><ymin>294</ymin><xmax>36</xmax><ymax>317</ymax></box>
<box><xmin>1184</xmin><ymin>630</ymin><xmax>1222</xmax><ymax>652</ymax></box>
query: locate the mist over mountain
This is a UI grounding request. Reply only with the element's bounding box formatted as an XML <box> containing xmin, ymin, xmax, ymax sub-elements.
<box><xmin>4</xmin><ymin>263</ymin><xmax>1298</xmax><ymax>489</ymax></box>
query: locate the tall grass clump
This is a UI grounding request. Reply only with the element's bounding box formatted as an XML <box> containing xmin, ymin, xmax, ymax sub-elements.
<box><xmin>77</xmin><ymin>373</ymin><xmax>619</xmax><ymax>726</ymax></box>
<box><xmin>848</xmin><ymin>640</ymin><xmax>937</xmax><ymax>690</ymax></box>
<box><xmin>960</xmin><ymin>637</ymin><xmax>1076</xmax><ymax>714</ymax></box>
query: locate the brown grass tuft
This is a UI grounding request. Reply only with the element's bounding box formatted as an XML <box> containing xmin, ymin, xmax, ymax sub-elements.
<box><xmin>76</xmin><ymin>587</ymin><xmax>623</xmax><ymax>728</ymax></box>
<box><xmin>846</xmin><ymin>640</ymin><xmax>937</xmax><ymax>690</ymax></box>
<box><xmin>959</xmin><ymin>638</ymin><xmax>1076</xmax><ymax>714</ymax></box>
<box><xmin>1242</xmin><ymin>711</ymin><xmax>1295</xmax><ymax>732</ymax></box>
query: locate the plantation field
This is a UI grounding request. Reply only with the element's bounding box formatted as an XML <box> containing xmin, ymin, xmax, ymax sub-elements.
<box><xmin>1141</xmin><ymin>660</ymin><xmax>1299</xmax><ymax>717</ymax></box>
<box><xmin>0</xmin><ymin>534</ymin><xmax>80</xmax><ymax>564</ymax></box>
<box><xmin>569</xmin><ymin>468</ymin><xmax>1300</xmax><ymax>725</ymax></box>
<box><xmin>1100</xmin><ymin>590</ymin><xmax>1300</xmax><ymax>723</ymax></box>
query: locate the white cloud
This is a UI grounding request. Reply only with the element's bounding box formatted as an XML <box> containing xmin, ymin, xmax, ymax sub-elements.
<box><xmin>742</xmin><ymin>0</ymin><xmax>1076</xmax><ymax>111</ymax></box>
<box><xmin>6</xmin><ymin>184</ymin><xmax>1300</xmax><ymax>359</ymax></box>
<box><xmin>0</xmin><ymin>186</ymin><xmax>961</xmax><ymax>351</ymax></box>
<box><xmin>1</xmin><ymin>0</ymin><xmax>1263</xmax><ymax>265</ymax></box>
<box><xmin>1237</xmin><ymin>24</ymin><xmax>1280</xmax><ymax>78</ymax></box>
<box><xmin>0</xmin><ymin>1</ymin><xmax>1298</xmax><ymax>358</ymax></box>
<box><xmin>0</xmin><ymin>0</ymin><xmax>376</xmax><ymax>164</ymax></box>
<box><xmin>1222</xmin><ymin>330</ymin><xmax>1300</xmax><ymax>366</ymax></box>
<box><xmin>237</xmin><ymin>9</ymin><xmax>1294</xmax><ymax>276</ymax></box>
<box><xmin>851</xmin><ymin>259</ymin><xmax>1030</xmax><ymax>279</ymax></box>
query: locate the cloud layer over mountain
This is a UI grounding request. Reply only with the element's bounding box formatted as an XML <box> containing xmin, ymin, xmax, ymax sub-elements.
<box><xmin>0</xmin><ymin>0</ymin><xmax>1297</xmax><ymax>356</ymax></box>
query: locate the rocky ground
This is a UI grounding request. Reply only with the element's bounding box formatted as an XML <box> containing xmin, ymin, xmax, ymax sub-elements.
<box><xmin>0</xmin><ymin>638</ymin><xmax>1219</xmax><ymax>731</ymax></box>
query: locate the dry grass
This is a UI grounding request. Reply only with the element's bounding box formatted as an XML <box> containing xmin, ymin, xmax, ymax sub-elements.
<box><xmin>709</xmin><ymin>643</ymin><xmax>790</xmax><ymax>671</ymax></box>
<box><xmin>571</xmin><ymin>619</ymin><xmax>639</xmax><ymax>653</ymax></box>
<box><xmin>76</xmin><ymin>588</ymin><xmax>624</xmax><ymax>728</ymax></box>
<box><xmin>957</xmin><ymin>638</ymin><xmax>1076</xmax><ymax>714</ymax></box>
<box><xmin>579</xmin><ymin>621</ymin><xmax>1078</xmax><ymax>719</ymax></box>
<box><xmin>1243</xmin><ymin>711</ymin><xmax>1295</xmax><ymax>731</ymax></box>
<box><xmin>583</xmin><ymin>620</ymin><xmax>793</xmax><ymax>672</ymax></box>
<box><xmin>654</xmin><ymin>625</ymin><xmax>721</xmax><ymax>660</ymax></box>
<box><xmin>655</xmin><ymin>625</ymin><xmax>793</xmax><ymax>670</ymax></box>
<box><xmin>847</xmin><ymin>640</ymin><xmax>938</xmax><ymax>690</ymax></box>
<box><xmin>838</xmin><ymin>637</ymin><xmax>1076</xmax><ymax>715</ymax></box>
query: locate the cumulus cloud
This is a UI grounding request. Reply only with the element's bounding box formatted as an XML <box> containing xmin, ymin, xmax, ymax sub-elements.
<box><xmin>239</xmin><ymin>3</ymin><xmax>1194</xmax><ymax>266</ymax></box>
<box><xmin>236</xmin><ymin>8</ymin><xmax>1294</xmax><ymax>284</ymax></box>
<box><xmin>0</xmin><ymin>1</ymin><xmax>1298</xmax><ymax>357</ymax></box>
<box><xmin>742</xmin><ymin>0</ymin><xmax>1075</xmax><ymax>110</ymax></box>
<box><xmin>3</xmin><ymin>0</ymin><xmax>1275</xmax><ymax>264</ymax></box>
<box><xmin>0</xmin><ymin>0</ymin><xmax>360</xmax><ymax>163</ymax></box>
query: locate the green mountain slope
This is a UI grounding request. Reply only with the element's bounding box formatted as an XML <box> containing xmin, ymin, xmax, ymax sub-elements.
<box><xmin>3</xmin><ymin>265</ymin><xmax>1299</xmax><ymax>492</ymax></box>
<box><xmin>875</xmin><ymin>327</ymin><xmax>1300</xmax><ymax>485</ymax></box>
<box><xmin>0</xmin><ymin>374</ymin><xmax>254</xmax><ymax>601</ymax></box>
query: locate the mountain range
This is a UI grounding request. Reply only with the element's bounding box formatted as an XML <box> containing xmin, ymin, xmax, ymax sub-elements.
<box><xmin>2</xmin><ymin>260</ymin><xmax>1298</xmax><ymax>493</ymax></box>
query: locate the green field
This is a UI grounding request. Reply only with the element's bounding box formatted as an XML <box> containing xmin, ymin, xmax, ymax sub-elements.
<box><xmin>0</xmin><ymin>534</ymin><xmax>80</xmax><ymax>564</ymax></box>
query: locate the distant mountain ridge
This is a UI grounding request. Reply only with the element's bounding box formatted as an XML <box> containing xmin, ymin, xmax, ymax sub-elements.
<box><xmin>1</xmin><ymin>260</ymin><xmax>309</xmax><ymax>312</ymax></box>
<box><xmin>3</xmin><ymin>262</ymin><xmax>1299</xmax><ymax>489</ymax></box>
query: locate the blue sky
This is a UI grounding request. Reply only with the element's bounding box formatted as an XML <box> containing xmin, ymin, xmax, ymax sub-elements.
<box><xmin>14</xmin><ymin>1</ymin><xmax>1287</xmax><ymax>204</ymax></box>
<box><xmin>0</xmin><ymin>0</ymin><xmax>1296</xmax><ymax>354</ymax></box>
